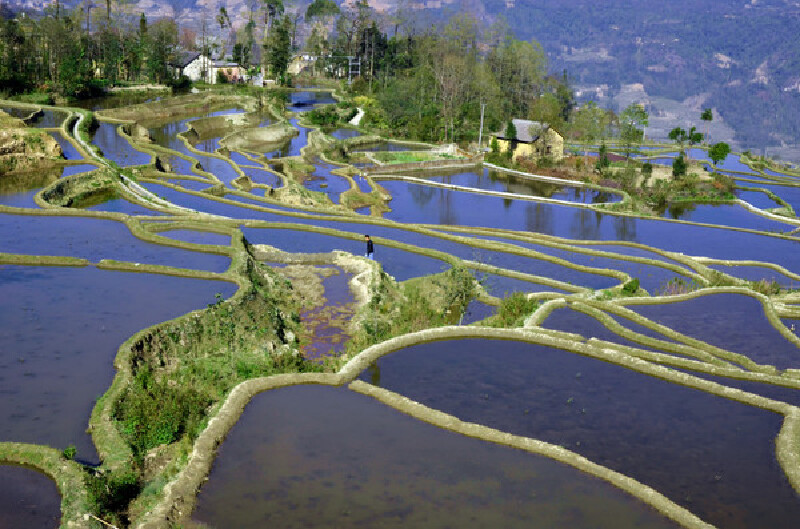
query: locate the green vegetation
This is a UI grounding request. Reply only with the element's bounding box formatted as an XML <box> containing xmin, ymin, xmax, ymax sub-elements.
<box><xmin>307</xmin><ymin>101</ymin><xmax>358</xmax><ymax>127</ymax></box>
<box><xmin>485</xmin><ymin>292</ymin><xmax>540</xmax><ymax>327</ymax></box>
<box><xmin>345</xmin><ymin>265</ymin><xmax>478</xmax><ymax>353</ymax></box>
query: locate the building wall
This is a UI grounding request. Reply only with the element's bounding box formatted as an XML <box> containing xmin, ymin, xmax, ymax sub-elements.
<box><xmin>493</xmin><ymin>130</ymin><xmax>564</xmax><ymax>162</ymax></box>
<box><xmin>183</xmin><ymin>57</ymin><xmax>212</xmax><ymax>82</ymax></box>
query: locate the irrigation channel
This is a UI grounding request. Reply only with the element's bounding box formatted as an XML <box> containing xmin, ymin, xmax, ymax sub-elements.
<box><xmin>2</xmin><ymin>89</ymin><xmax>800</xmax><ymax>529</ymax></box>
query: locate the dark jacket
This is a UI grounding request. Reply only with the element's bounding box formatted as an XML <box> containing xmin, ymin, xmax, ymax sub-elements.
<box><xmin>366</xmin><ymin>239</ymin><xmax>374</xmax><ymax>254</ymax></box>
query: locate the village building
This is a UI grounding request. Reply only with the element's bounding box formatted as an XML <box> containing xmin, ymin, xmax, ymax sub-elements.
<box><xmin>492</xmin><ymin>119</ymin><xmax>564</xmax><ymax>162</ymax></box>
<box><xmin>170</xmin><ymin>52</ymin><xmax>212</xmax><ymax>83</ymax></box>
<box><xmin>210</xmin><ymin>60</ymin><xmax>246</xmax><ymax>84</ymax></box>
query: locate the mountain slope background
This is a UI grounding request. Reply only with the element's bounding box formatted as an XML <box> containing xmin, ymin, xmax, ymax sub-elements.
<box><xmin>4</xmin><ymin>0</ymin><xmax>800</xmax><ymax>160</ymax></box>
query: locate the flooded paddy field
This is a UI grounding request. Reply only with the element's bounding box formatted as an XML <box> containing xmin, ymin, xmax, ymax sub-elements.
<box><xmin>0</xmin><ymin>466</ymin><xmax>61</xmax><ymax>529</ymax></box>
<box><xmin>192</xmin><ymin>385</ymin><xmax>680</xmax><ymax>529</ymax></box>
<box><xmin>0</xmin><ymin>265</ymin><xmax>236</xmax><ymax>462</ymax></box>
<box><xmin>0</xmin><ymin>214</ymin><xmax>230</xmax><ymax>271</ymax></box>
<box><xmin>4</xmin><ymin>90</ymin><xmax>800</xmax><ymax>529</ymax></box>
<box><xmin>629</xmin><ymin>293</ymin><xmax>800</xmax><ymax>369</ymax></box>
<box><xmin>359</xmin><ymin>339</ymin><xmax>799</xmax><ymax>529</ymax></box>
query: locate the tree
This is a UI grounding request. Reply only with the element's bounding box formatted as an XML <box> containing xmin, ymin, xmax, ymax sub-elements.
<box><xmin>263</xmin><ymin>15</ymin><xmax>291</xmax><ymax>84</ymax></box>
<box><xmin>672</xmin><ymin>154</ymin><xmax>687</xmax><ymax>177</ymax></box>
<box><xmin>306</xmin><ymin>0</ymin><xmax>339</xmax><ymax>22</ymax></box>
<box><xmin>701</xmin><ymin>108</ymin><xmax>713</xmax><ymax>144</ymax></box>
<box><xmin>596</xmin><ymin>142</ymin><xmax>610</xmax><ymax>172</ymax></box>
<box><xmin>504</xmin><ymin>120</ymin><xmax>516</xmax><ymax>159</ymax></box>
<box><xmin>619</xmin><ymin>103</ymin><xmax>648</xmax><ymax>158</ymax></box>
<box><xmin>571</xmin><ymin>101</ymin><xmax>607</xmax><ymax>162</ymax></box>
<box><xmin>709</xmin><ymin>142</ymin><xmax>731</xmax><ymax>167</ymax></box>
<box><xmin>145</xmin><ymin>18</ymin><xmax>178</xmax><ymax>83</ymax></box>
<box><xmin>262</xmin><ymin>0</ymin><xmax>285</xmax><ymax>73</ymax></box>
<box><xmin>216</xmin><ymin>7</ymin><xmax>231</xmax><ymax>59</ymax></box>
<box><xmin>686</xmin><ymin>126</ymin><xmax>703</xmax><ymax>161</ymax></box>
<box><xmin>668</xmin><ymin>127</ymin><xmax>687</xmax><ymax>152</ymax></box>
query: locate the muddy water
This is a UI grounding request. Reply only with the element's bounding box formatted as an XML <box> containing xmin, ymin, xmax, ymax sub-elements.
<box><xmin>192</xmin><ymin>385</ymin><xmax>680</xmax><ymax>529</ymax></box>
<box><xmin>0</xmin><ymin>466</ymin><xmax>61</xmax><ymax>529</ymax></box>
<box><xmin>0</xmin><ymin>266</ymin><xmax>236</xmax><ymax>463</ymax></box>
<box><xmin>300</xmin><ymin>268</ymin><xmax>355</xmax><ymax>360</ymax></box>
<box><xmin>360</xmin><ymin>338</ymin><xmax>797</xmax><ymax>529</ymax></box>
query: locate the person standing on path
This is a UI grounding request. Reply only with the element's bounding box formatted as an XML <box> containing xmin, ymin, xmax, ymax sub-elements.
<box><xmin>365</xmin><ymin>234</ymin><xmax>374</xmax><ymax>260</ymax></box>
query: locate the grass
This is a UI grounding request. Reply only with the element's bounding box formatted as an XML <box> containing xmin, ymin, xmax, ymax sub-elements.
<box><xmin>373</xmin><ymin>151</ymin><xmax>459</xmax><ymax>164</ymax></box>
<box><xmin>484</xmin><ymin>292</ymin><xmax>540</xmax><ymax>328</ymax></box>
<box><xmin>344</xmin><ymin>265</ymin><xmax>478</xmax><ymax>355</ymax></box>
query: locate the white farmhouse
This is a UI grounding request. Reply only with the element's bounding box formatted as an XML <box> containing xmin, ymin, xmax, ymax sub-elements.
<box><xmin>171</xmin><ymin>52</ymin><xmax>213</xmax><ymax>83</ymax></box>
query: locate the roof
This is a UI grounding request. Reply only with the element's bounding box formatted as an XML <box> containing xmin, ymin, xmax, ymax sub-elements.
<box><xmin>495</xmin><ymin>119</ymin><xmax>550</xmax><ymax>143</ymax></box>
<box><xmin>170</xmin><ymin>51</ymin><xmax>201</xmax><ymax>68</ymax></box>
<box><xmin>212</xmin><ymin>61</ymin><xmax>241</xmax><ymax>68</ymax></box>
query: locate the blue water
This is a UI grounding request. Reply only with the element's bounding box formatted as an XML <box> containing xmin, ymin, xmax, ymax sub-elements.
<box><xmin>86</xmin><ymin>197</ymin><xmax>168</xmax><ymax>217</ymax></box>
<box><xmin>91</xmin><ymin>122</ymin><xmax>152</xmax><ymax>167</ymax></box>
<box><xmin>406</xmin><ymin>167</ymin><xmax>622</xmax><ymax>204</ymax></box>
<box><xmin>475</xmin><ymin>271</ymin><xmax>568</xmax><ymax>297</ymax></box>
<box><xmin>286</xmin><ymin>91</ymin><xmax>336</xmax><ymax>112</ymax></box>
<box><xmin>377</xmin><ymin>180</ymin><xmax>800</xmax><ymax>275</ymax></box>
<box><xmin>242</xmin><ymin>227</ymin><xmax>447</xmax><ymax>281</ymax></box>
<box><xmin>264</xmin><ymin>119</ymin><xmax>310</xmax><ymax>158</ymax></box>
<box><xmin>240</xmin><ymin>165</ymin><xmax>282</xmax><ymax>188</ymax></box>
<box><xmin>303</xmin><ymin>160</ymin><xmax>352</xmax><ymax>203</ymax></box>
<box><xmin>0</xmin><ymin>266</ymin><xmax>236</xmax><ymax>463</ymax></box>
<box><xmin>49</xmin><ymin>131</ymin><xmax>82</xmax><ymax>160</ymax></box>
<box><xmin>158</xmin><ymin>229</ymin><xmax>232</xmax><ymax>246</ymax></box>
<box><xmin>737</xmin><ymin>189</ymin><xmax>781</xmax><ymax>209</ymax></box>
<box><xmin>0</xmin><ymin>213</ymin><xmax>229</xmax><ymax>271</ymax></box>
<box><xmin>360</xmin><ymin>338</ymin><xmax>796</xmax><ymax>529</ymax></box>
<box><xmin>192</xmin><ymin>385</ymin><xmax>680</xmax><ymax>529</ymax></box>
<box><xmin>327</xmin><ymin>128</ymin><xmax>363</xmax><ymax>140</ymax></box>
<box><xmin>708</xmin><ymin>265</ymin><xmax>798</xmax><ymax>288</ymax></box>
<box><xmin>661</xmin><ymin>202</ymin><xmax>791</xmax><ymax>231</ymax></box>
<box><xmin>631</xmin><ymin>293</ymin><xmax>800</xmax><ymax>369</ymax></box>
<box><xmin>61</xmin><ymin>164</ymin><xmax>99</xmax><ymax>177</ymax></box>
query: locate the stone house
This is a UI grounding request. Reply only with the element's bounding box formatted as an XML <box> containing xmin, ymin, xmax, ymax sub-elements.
<box><xmin>493</xmin><ymin>119</ymin><xmax>564</xmax><ymax>162</ymax></box>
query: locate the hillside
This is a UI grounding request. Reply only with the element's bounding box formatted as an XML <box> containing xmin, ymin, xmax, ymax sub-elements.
<box><xmin>4</xmin><ymin>0</ymin><xmax>799</xmax><ymax>160</ymax></box>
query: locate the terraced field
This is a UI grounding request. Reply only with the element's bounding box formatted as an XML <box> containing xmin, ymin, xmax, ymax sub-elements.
<box><xmin>2</xmin><ymin>89</ymin><xmax>800</xmax><ymax>529</ymax></box>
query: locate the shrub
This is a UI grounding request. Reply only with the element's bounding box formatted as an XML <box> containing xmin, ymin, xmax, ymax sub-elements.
<box><xmin>62</xmin><ymin>445</ymin><xmax>77</xmax><ymax>460</ymax></box>
<box><xmin>672</xmin><ymin>154</ymin><xmax>687</xmax><ymax>177</ymax></box>
<box><xmin>84</xmin><ymin>469</ymin><xmax>140</xmax><ymax>527</ymax></box>
<box><xmin>490</xmin><ymin>292</ymin><xmax>539</xmax><ymax>327</ymax></box>
<box><xmin>622</xmin><ymin>278</ymin><xmax>640</xmax><ymax>294</ymax></box>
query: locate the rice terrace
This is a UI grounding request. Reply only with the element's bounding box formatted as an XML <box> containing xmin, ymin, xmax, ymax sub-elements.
<box><xmin>3</xmin><ymin>3</ymin><xmax>800</xmax><ymax>528</ymax></box>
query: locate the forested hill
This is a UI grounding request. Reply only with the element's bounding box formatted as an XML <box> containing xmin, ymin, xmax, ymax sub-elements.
<box><xmin>428</xmin><ymin>0</ymin><xmax>800</xmax><ymax>158</ymax></box>
<box><xmin>4</xmin><ymin>0</ymin><xmax>800</xmax><ymax>158</ymax></box>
